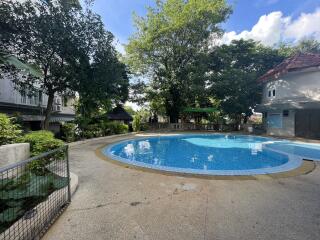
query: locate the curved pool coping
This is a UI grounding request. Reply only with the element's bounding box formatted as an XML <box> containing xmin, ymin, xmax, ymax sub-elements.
<box><xmin>99</xmin><ymin>134</ymin><xmax>317</xmax><ymax>176</ymax></box>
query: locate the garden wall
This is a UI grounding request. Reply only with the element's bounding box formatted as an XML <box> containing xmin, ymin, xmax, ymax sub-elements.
<box><xmin>0</xmin><ymin>143</ymin><xmax>30</xmax><ymax>168</ymax></box>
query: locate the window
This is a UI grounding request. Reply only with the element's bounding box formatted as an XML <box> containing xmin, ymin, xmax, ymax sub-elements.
<box><xmin>267</xmin><ymin>89</ymin><xmax>276</xmax><ymax>98</ymax></box>
<box><xmin>39</xmin><ymin>91</ymin><xmax>43</xmax><ymax>105</ymax></box>
<box><xmin>28</xmin><ymin>95</ymin><xmax>33</xmax><ymax>105</ymax></box>
<box><xmin>21</xmin><ymin>92</ymin><xmax>26</xmax><ymax>104</ymax></box>
<box><xmin>283</xmin><ymin>110</ymin><xmax>289</xmax><ymax>117</ymax></box>
<box><xmin>63</xmin><ymin>96</ymin><xmax>68</xmax><ymax>107</ymax></box>
<box><xmin>34</xmin><ymin>91</ymin><xmax>39</xmax><ymax>105</ymax></box>
<box><xmin>268</xmin><ymin>113</ymin><xmax>282</xmax><ymax>128</ymax></box>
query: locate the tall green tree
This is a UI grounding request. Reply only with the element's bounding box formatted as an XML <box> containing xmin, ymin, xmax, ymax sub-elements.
<box><xmin>0</xmin><ymin>0</ymin><xmax>84</xmax><ymax>129</ymax></box>
<box><xmin>71</xmin><ymin>6</ymin><xmax>129</xmax><ymax>120</ymax></box>
<box><xmin>126</xmin><ymin>0</ymin><xmax>231</xmax><ymax>123</ymax></box>
<box><xmin>208</xmin><ymin>39</ymin><xmax>285</xmax><ymax>125</ymax></box>
<box><xmin>0</xmin><ymin>0</ymin><xmax>129</xmax><ymax>129</ymax></box>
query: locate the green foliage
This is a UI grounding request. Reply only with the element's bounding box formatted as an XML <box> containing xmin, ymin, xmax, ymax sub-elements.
<box><xmin>82</xmin><ymin>124</ymin><xmax>104</xmax><ymax>139</ymax></box>
<box><xmin>278</xmin><ymin>38</ymin><xmax>320</xmax><ymax>57</ymax></box>
<box><xmin>0</xmin><ymin>52</ymin><xmax>43</xmax><ymax>78</ymax></box>
<box><xmin>0</xmin><ymin>171</ymin><xmax>68</xmax><ymax>233</ymax></box>
<box><xmin>17</xmin><ymin>131</ymin><xmax>64</xmax><ymax>157</ymax></box>
<box><xmin>17</xmin><ymin>131</ymin><xmax>65</xmax><ymax>174</ymax></box>
<box><xmin>0</xmin><ymin>113</ymin><xmax>22</xmax><ymax>146</ymax></box>
<box><xmin>124</xmin><ymin>105</ymin><xmax>136</xmax><ymax>117</ymax></box>
<box><xmin>1</xmin><ymin>0</ymin><xmax>129</xmax><ymax>129</ymax></box>
<box><xmin>80</xmin><ymin>121</ymin><xmax>128</xmax><ymax>139</ymax></box>
<box><xmin>0</xmin><ymin>0</ymin><xmax>85</xmax><ymax>128</ymax></box>
<box><xmin>126</xmin><ymin>0</ymin><xmax>231</xmax><ymax>123</ymax></box>
<box><xmin>132</xmin><ymin>114</ymin><xmax>142</xmax><ymax>132</ymax></box>
<box><xmin>208</xmin><ymin>39</ymin><xmax>285</xmax><ymax>123</ymax></box>
<box><xmin>104</xmin><ymin>122</ymin><xmax>128</xmax><ymax>134</ymax></box>
<box><xmin>61</xmin><ymin>123</ymin><xmax>77</xmax><ymax>143</ymax></box>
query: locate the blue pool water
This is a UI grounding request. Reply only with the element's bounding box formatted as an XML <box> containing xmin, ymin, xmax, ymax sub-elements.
<box><xmin>102</xmin><ymin>134</ymin><xmax>320</xmax><ymax>175</ymax></box>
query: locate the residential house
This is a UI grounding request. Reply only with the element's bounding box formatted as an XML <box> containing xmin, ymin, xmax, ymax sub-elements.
<box><xmin>256</xmin><ymin>53</ymin><xmax>320</xmax><ymax>139</ymax></box>
<box><xmin>0</xmin><ymin>76</ymin><xmax>76</xmax><ymax>133</ymax></box>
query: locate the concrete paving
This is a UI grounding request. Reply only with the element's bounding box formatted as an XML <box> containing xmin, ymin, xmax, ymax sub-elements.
<box><xmin>43</xmin><ymin>134</ymin><xmax>320</xmax><ymax>240</ymax></box>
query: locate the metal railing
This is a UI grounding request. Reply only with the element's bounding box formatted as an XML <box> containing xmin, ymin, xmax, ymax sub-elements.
<box><xmin>0</xmin><ymin>145</ymin><xmax>70</xmax><ymax>240</ymax></box>
<box><xmin>148</xmin><ymin>122</ymin><xmax>239</xmax><ymax>131</ymax></box>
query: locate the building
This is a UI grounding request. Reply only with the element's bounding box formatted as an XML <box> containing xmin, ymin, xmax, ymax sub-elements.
<box><xmin>256</xmin><ymin>53</ymin><xmax>320</xmax><ymax>139</ymax></box>
<box><xmin>0</xmin><ymin>77</ymin><xmax>76</xmax><ymax>133</ymax></box>
<box><xmin>106</xmin><ymin>105</ymin><xmax>133</xmax><ymax>124</ymax></box>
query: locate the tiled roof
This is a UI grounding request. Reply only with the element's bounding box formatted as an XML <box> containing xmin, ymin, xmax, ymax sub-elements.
<box><xmin>258</xmin><ymin>53</ymin><xmax>320</xmax><ymax>82</ymax></box>
<box><xmin>107</xmin><ymin>105</ymin><xmax>133</xmax><ymax>121</ymax></box>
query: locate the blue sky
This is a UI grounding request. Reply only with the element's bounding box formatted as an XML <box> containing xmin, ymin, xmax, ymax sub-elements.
<box><xmin>89</xmin><ymin>0</ymin><xmax>320</xmax><ymax>51</ymax></box>
<box><xmin>224</xmin><ymin>0</ymin><xmax>320</xmax><ymax>32</ymax></box>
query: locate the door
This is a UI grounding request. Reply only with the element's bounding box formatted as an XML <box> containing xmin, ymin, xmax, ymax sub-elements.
<box><xmin>295</xmin><ymin>109</ymin><xmax>320</xmax><ymax>139</ymax></box>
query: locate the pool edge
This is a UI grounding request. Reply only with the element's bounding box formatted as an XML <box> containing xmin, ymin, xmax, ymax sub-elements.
<box><xmin>95</xmin><ymin>142</ymin><xmax>316</xmax><ymax>180</ymax></box>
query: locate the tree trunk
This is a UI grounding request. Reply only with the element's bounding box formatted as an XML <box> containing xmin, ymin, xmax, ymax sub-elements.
<box><xmin>43</xmin><ymin>91</ymin><xmax>54</xmax><ymax>130</ymax></box>
<box><xmin>169</xmin><ymin>112</ymin><xmax>179</xmax><ymax>123</ymax></box>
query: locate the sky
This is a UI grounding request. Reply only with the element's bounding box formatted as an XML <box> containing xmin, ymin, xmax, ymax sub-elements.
<box><xmin>89</xmin><ymin>0</ymin><xmax>320</xmax><ymax>53</ymax></box>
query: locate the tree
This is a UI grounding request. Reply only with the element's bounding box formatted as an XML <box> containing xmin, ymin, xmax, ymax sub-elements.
<box><xmin>74</xmin><ymin>41</ymin><xmax>130</xmax><ymax>120</ymax></box>
<box><xmin>0</xmin><ymin>0</ymin><xmax>84</xmax><ymax>129</ymax></box>
<box><xmin>278</xmin><ymin>38</ymin><xmax>320</xmax><ymax>57</ymax></box>
<box><xmin>0</xmin><ymin>52</ymin><xmax>43</xmax><ymax>78</ymax></box>
<box><xmin>208</xmin><ymin>39</ymin><xmax>285</xmax><ymax>125</ymax></box>
<box><xmin>126</xmin><ymin>0</ymin><xmax>231</xmax><ymax>123</ymax></box>
<box><xmin>0</xmin><ymin>113</ymin><xmax>22</xmax><ymax>146</ymax></box>
<box><xmin>0</xmin><ymin>0</ymin><xmax>129</xmax><ymax>129</ymax></box>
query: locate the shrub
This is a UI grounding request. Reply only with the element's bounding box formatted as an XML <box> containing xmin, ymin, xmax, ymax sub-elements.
<box><xmin>17</xmin><ymin>131</ymin><xmax>64</xmax><ymax>156</ymax></box>
<box><xmin>140</xmin><ymin>123</ymin><xmax>149</xmax><ymax>131</ymax></box>
<box><xmin>132</xmin><ymin>115</ymin><xmax>141</xmax><ymax>132</ymax></box>
<box><xmin>104</xmin><ymin>121</ymin><xmax>128</xmax><ymax>134</ymax></box>
<box><xmin>0</xmin><ymin>113</ymin><xmax>22</xmax><ymax>146</ymax></box>
<box><xmin>82</xmin><ymin>124</ymin><xmax>104</xmax><ymax>139</ymax></box>
<box><xmin>17</xmin><ymin>131</ymin><xmax>65</xmax><ymax>174</ymax></box>
<box><xmin>61</xmin><ymin>123</ymin><xmax>77</xmax><ymax>142</ymax></box>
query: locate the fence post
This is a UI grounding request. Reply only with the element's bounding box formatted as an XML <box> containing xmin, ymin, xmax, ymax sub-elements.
<box><xmin>66</xmin><ymin>145</ymin><xmax>71</xmax><ymax>203</ymax></box>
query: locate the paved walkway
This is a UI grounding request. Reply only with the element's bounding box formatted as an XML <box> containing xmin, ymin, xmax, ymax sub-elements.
<box><xmin>43</xmin><ymin>134</ymin><xmax>320</xmax><ymax>240</ymax></box>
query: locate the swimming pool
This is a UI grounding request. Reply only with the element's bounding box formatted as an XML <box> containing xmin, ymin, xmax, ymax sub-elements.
<box><xmin>102</xmin><ymin>134</ymin><xmax>320</xmax><ymax>176</ymax></box>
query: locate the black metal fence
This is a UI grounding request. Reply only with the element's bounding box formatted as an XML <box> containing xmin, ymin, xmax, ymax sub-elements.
<box><xmin>0</xmin><ymin>145</ymin><xmax>71</xmax><ymax>240</ymax></box>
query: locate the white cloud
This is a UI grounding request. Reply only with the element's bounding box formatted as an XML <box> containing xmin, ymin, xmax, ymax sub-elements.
<box><xmin>284</xmin><ymin>9</ymin><xmax>320</xmax><ymax>41</ymax></box>
<box><xmin>219</xmin><ymin>8</ymin><xmax>320</xmax><ymax>46</ymax></box>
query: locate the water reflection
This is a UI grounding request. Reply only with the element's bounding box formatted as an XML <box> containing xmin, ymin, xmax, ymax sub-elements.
<box><xmin>124</xmin><ymin>143</ymin><xmax>135</xmax><ymax>157</ymax></box>
<box><xmin>182</xmin><ymin>137</ymin><xmax>265</xmax><ymax>150</ymax></box>
<box><xmin>207</xmin><ymin>155</ymin><xmax>214</xmax><ymax>161</ymax></box>
<box><xmin>138</xmin><ymin>140</ymin><xmax>151</xmax><ymax>151</ymax></box>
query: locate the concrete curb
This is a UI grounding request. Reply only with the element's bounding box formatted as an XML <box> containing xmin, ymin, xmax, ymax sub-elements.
<box><xmin>70</xmin><ymin>172</ymin><xmax>78</xmax><ymax>197</ymax></box>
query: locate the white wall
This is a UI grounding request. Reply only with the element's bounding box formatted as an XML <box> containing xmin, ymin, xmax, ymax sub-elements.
<box><xmin>0</xmin><ymin>77</ymin><xmax>75</xmax><ymax>115</ymax></box>
<box><xmin>266</xmin><ymin>110</ymin><xmax>295</xmax><ymax>137</ymax></box>
<box><xmin>0</xmin><ymin>77</ymin><xmax>48</xmax><ymax>107</ymax></box>
<box><xmin>0</xmin><ymin>143</ymin><xmax>30</xmax><ymax>168</ymax></box>
<box><xmin>262</xmin><ymin>69</ymin><xmax>320</xmax><ymax>104</ymax></box>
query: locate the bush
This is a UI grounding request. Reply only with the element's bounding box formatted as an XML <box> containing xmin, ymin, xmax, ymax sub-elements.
<box><xmin>17</xmin><ymin>131</ymin><xmax>64</xmax><ymax>156</ymax></box>
<box><xmin>82</xmin><ymin>124</ymin><xmax>104</xmax><ymax>139</ymax></box>
<box><xmin>61</xmin><ymin>123</ymin><xmax>77</xmax><ymax>142</ymax></box>
<box><xmin>0</xmin><ymin>113</ymin><xmax>22</xmax><ymax>146</ymax></box>
<box><xmin>132</xmin><ymin>115</ymin><xmax>141</xmax><ymax>132</ymax></box>
<box><xmin>77</xmin><ymin>120</ymin><xmax>128</xmax><ymax>139</ymax></box>
<box><xmin>104</xmin><ymin>121</ymin><xmax>128</xmax><ymax>134</ymax></box>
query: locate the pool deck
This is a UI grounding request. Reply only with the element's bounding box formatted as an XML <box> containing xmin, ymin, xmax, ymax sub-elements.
<box><xmin>43</xmin><ymin>133</ymin><xmax>320</xmax><ymax>240</ymax></box>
